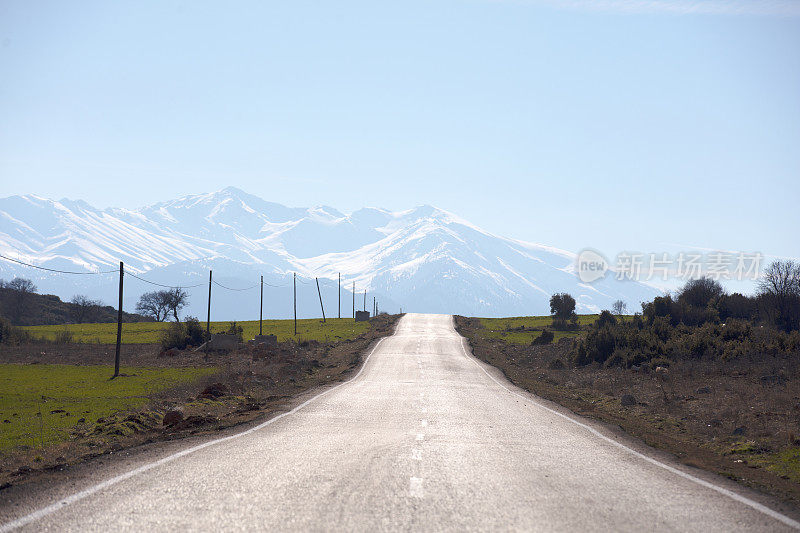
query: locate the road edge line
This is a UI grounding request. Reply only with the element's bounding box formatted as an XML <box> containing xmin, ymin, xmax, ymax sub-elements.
<box><xmin>452</xmin><ymin>318</ymin><xmax>800</xmax><ymax>530</ymax></box>
<box><xmin>0</xmin><ymin>337</ymin><xmax>388</xmax><ymax>532</ymax></box>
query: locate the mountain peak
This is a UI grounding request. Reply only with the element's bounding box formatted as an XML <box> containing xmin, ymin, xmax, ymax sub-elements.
<box><xmin>0</xmin><ymin>190</ymin><xmax>661</xmax><ymax>317</ymax></box>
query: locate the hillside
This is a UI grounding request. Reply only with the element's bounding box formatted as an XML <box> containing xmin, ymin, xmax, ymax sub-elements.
<box><xmin>0</xmin><ymin>287</ymin><xmax>153</xmax><ymax>326</ymax></box>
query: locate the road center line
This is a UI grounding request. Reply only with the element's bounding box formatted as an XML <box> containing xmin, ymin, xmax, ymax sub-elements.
<box><xmin>409</xmin><ymin>477</ymin><xmax>424</xmax><ymax>498</ymax></box>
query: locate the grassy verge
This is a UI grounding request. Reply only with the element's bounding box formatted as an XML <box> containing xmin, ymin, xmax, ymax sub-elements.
<box><xmin>22</xmin><ymin>318</ymin><xmax>369</xmax><ymax>344</ymax></box>
<box><xmin>1</xmin><ymin>315</ymin><xmax>400</xmax><ymax>488</ymax></box>
<box><xmin>476</xmin><ymin>315</ymin><xmax>595</xmax><ymax>344</ymax></box>
<box><xmin>456</xmin><ymin>315</ymin><xmax>800</xmax><ymax>508</ymax></box>
<box><xmin>0</xmin><ymin>364</ymin><xmax>216</xmax><ymax>452</ymax></box>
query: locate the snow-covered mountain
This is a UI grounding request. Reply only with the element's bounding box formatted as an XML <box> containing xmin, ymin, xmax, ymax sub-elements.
<box><xmin>0</xmin><ymin>187</ymin><xmax>660</xmax><ymax>320</ymax></box>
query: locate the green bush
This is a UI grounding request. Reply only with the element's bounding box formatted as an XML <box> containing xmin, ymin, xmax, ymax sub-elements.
<box><xmin>532</xmin><ymin>329</ymin><xmax>554</xmax><ymax>345</ymax></box>
<box><xmin>0</xmin><ymin>315</ymin><xmax>32</xmax><ymax>345</ymax></box>
<box><xmin>596</xmin><ymin>310</ymin><xmax>617</xmax><ymax>328</ymax></box>
<box><xmin>159</xmin><ymin>316</ymin><xmax>206</xmax><ymax>350</ymax></box>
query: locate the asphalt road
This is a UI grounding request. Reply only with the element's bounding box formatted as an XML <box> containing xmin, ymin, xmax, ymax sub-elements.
<box><xmin>2</xmin><ymin>313</ymin><xmax>798</xmax><ymax>531</ymax></box>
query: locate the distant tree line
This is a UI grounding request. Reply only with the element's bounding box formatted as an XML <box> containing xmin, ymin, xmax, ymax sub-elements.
<box><xmin>564</xmin><ymin>260</ymin><xmax>800</xmax><ymax>368</ymax></box>
<box><xmin>0</xmin><ymin>277</ymin><xmax>154</xmax><ymax>326</ymax></box>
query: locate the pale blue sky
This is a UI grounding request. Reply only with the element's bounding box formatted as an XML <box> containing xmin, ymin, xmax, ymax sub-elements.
<box><xmin>1</xmin><ymin>0</ymin><xmax>798</xmax><ymax>263</ymax></box>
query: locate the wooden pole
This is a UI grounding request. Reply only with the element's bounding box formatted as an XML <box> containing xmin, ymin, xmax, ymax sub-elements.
<box><xmin>352</xmin><ymin>281</ymin><xmax>355</xmax><ymax>319</ymax></box>
<box><xmin>293</xmin><ymin>273</ymin><xmax>297</xmax><ymax>335</ymax></box>
<box><xmin>259</xmin><ymin>275</ymin><xmax>263</xmax><ymax>336</ymax></box>
<box><xmin>338</xmin><ymin>272</ymin><xmax>341</xmax><ymax>319</ymax></box>
<box><xmin>206</xmin><ymin>270</ymin><xmax>212</xmax><ymax>336</ymax></box>
<box><xmin>315</xmin><ymin>277</ymin><xmax>326</xmax><ymax>323</ymax></box>
<box><xmin>113</xmin><ymin>261</ymin><xmax>123</xmax><ymax>378</ymax></box>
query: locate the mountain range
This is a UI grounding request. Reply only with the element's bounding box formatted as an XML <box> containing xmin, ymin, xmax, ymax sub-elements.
<box><xmin>0</xmin><ymin>187</ymin><xmax>661</xmax><ymax>321</ymax></box>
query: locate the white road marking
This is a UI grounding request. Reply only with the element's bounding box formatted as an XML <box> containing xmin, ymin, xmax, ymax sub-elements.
<box><xmin>454</xmin><ymin>323</ymin><xmax>800</xmax><ymax>531</ymax></box>
<box><xmin>420</xmin><ymin>419</ymin><xmax>428</xmax><ymax>427</ymax></box>
<box><xmin>0</xmin><ymin>339</ymin><xmax>390</xmax><ymax>533</ymax></box>
<box><xmin>416</xmin><ymin>433</ymin><xmax>425</xmax><ymax>441</ymax></box>
<box><xmin>409</xmin><ymin>477</ymin><xmax>424</xmax><ymax>498</ymax></box>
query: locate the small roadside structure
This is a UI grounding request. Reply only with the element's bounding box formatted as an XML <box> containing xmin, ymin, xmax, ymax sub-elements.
<box><xmin>201</xmin><ymin>334</ymin><xmax>241</xmax><ymax>352</ymax></box>
<box><xmin>249</xmin><ymin>334</ymin><xmax>277</xmax><ymax>347</ymax></box>
<box><xmin>355</xmin><ymin>311</ymin><xmax>370</xmax><ymax>322</ymax></box>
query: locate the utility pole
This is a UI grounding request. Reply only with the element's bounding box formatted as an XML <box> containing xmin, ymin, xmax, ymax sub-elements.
<box><xmin>338</xmin><ymin>272</ymin><xmax>341</xmax><ymax>319</ymax></box>
<box><xmin>113</xmin><ymin>261</ymin><xmax>123</xmax><ymax>379</ymax></box>
<box><xmin>315</xmin><ymin>277</ymin><xmax>326</xmax><ymax>323</ymax></box>
<box><xmin>293</xmin><ymin>273</ymin><xmax>297</xmax><ymax>335</ymax></box>
<box><xmin>352</xmin><ymin>281</ymin><xmax>355</xmax><ymax>319</ymax></box>
<box><xmin>363</xmin><ymin>290</ymin><xmax>366</xmax><ymax>312</ymax></box>
<box><xmin>259</xmin><ymin>275</ymin><xmax>263</xmax><ymax>336</ymax></box>
<box><xmin>373</xmin><ymin>296</ymin><xmax>376</xmax><ymax>317</ymax></box>
<box><xmin>206</xmin><ymin>270</ymin><xmax>212</xmax><ymax>336</ymax></box>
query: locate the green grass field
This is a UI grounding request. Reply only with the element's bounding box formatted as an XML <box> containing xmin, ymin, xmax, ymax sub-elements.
<box><xmin>0</xmin><ymin>364</ymin><xmax>217</xmax><ymax>453</ymax></box>
<box><xmin>23</xmin><ymin>318</ymin><xmax>370</xmax><ymax>345</ymax></box>
<box><xmin>476</xmin><ymin>315</ymin><xmax>600</xmax><ymax>344</ymax></box>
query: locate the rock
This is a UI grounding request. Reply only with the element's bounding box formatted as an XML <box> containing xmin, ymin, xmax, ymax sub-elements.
<box><xmin>732</xmin><ymin>426</ymin><xmax>746</xmax><ymax>436</ymax></box>
<box><xmin>655</xmin><ymin>366</ymin><xmax>668</xmax><ymax>374</ymax></box>
<box><xmin>696</xmin><ymin>386</ymin><xmax>711</xmax><ymax>394</ymax></box>
<box><xmin>199</xmin><ymin>382</ymin><xmax>229</xmax><ymax>399</ymax></box>
<box><xmin>621</xmin><ymin>394</ymin><xmax>636</xmax><ymax>407</ymax></box>
<box><xmin>175</xmin><ymin>415</ymin><xmax>218</xmax><ymax>429</ymax></box>
<box><xmin>760</xmin><ymin>375</ymin><xmax>785</xmax><ymax>386</ymax></box>
<box><xmin>162</xmin><ymin>410</ymin><xmax>184</xmax><ymax>426</ymax></box>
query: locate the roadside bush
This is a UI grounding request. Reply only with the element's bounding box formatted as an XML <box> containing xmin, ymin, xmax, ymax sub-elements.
<box><xmin>552</xmin><ymin>317</ymin><xmax>579</xmax><ymax>331</ymax></box>
<box><xmin>225</xmin><ymin>321</ymin><xmax>243</xmax><ymax>342</ymax></box>
<box><xmin>0</xmin><ymin>315</ymin><xmax>32</xmax><ymax>345</ymax></box>
<box><xmin>184</xmin><ymin>317</ymin><xmax>206</xmax><ymax>346</ymax></box>
<box><xmin>159</xmin><ymin>316</ymin><xmax>206</xmax><ymax>350</ymax></box>
<box><xmin>596</xmin><ymin>310</ymin><xmax>616</xmax><ymax>328</ymax></box>
<box><xmin>532</xmin><ymin>329</ymin><xmax>554</xmax><ymax>345</ymax></box>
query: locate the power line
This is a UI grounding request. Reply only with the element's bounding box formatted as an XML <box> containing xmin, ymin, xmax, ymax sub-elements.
<box><xmin>0</xmin><ymin>253</ymin><xmax>118</xmax><ymax>275</ymax></box>
<box><xmin>123</xmin><ymin>270</ymin><xmax>206</xmax><ymax>289</ymax></box>
<box><xmin>212</xmin><ymin>280</ymin><xmax>259</xmax><ymax>292</ymax></box>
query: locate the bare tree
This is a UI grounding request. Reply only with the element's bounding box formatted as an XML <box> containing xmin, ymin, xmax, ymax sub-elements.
<box><xmin>612</xmin><ymin>300</ymin><xmax>627</xmax><ymax>316</ymax></box>
<box><xmin>6</xmin><ymin>277</ymin><xmax>37</xmax><ymax>323</ymax></box>
<box><xmin>164</xmin><ymin>288</ymin><xmax>188</xmax><ymax>322</ymax></box>
<box><xmin>135</xmin><ymin>291</ymin><xmax>170</xmax><ymax>321</ymax></box>
<box><xmin>758</xmin><ymin>260</ymin><xmax>800</xmax><ymax>331</ymax></box>
<box><xmin>70</xmin><ymin>294</ymin><xmax>102</xmax><ymax>323</ymax></box>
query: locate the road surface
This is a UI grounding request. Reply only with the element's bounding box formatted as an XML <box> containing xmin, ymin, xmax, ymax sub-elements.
<box><xmin>2</xmin><ymin>313</ymin><xmax>798</xmax><ymax>531</ymax></box>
